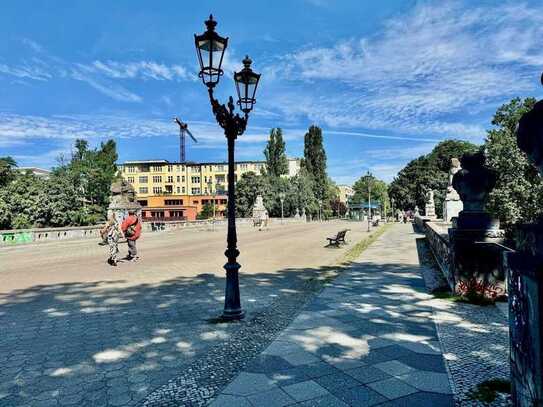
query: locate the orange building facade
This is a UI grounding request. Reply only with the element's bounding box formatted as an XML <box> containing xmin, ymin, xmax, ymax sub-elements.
<box><xmin>137</xmin><ymin>194</ymin><xmax>227</xmax><ymax>222</ymax></box>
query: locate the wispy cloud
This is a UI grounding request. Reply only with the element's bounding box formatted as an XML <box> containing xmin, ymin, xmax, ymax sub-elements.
<box><xmin>263</xmin><ymin>1</ymin><xmax>543</xmax><ymax>139</ymax></box>
<box><xmin>0</xmin><ymin>40</ymin><xmax>194</xmax><ymax>102</ymax></box>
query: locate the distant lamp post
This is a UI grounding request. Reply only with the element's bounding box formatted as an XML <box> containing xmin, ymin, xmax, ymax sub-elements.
<box><xmin>278</xmin><ymin>192</ymin><xmax>286</xmax><ymax>224</ymax></box>
<box><xmin>391</xmin><ymin>198</ymin><xmax>395</xmax><ymax>222</ymax></box>
<box><xmin>318</xmin><ymin>199</ymin><xmax>323</xmax><ymax>222</ymax></box>
<box><xmin>366</xmin><ymin>171</ymin><xmax>372</xmax><ymax>232</ymax></box>
<box><xmin>207</xmin><ymin>179</ymin><xmax>217</xmax><ymax>231</ymax></box>
<box><xmin>194</xmin><ymin>15</ymin><xmax>261</xmax><ymax>320</ymax></box>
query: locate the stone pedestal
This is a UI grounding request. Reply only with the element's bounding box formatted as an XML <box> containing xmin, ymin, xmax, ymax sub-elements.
<box><xmin>443</xmin><ymin>199</ymin><xmax>463</xmax><ymax>223</ymax></box>
<box><xmin>505</xmin><ymin>223</ymin><xmax>543</xmax><ymax>406</ymax></box>
<box><xmin>448</xmin><ymin>218</ymin><xmax>506</xmax><ymax>297</ymax></box>
<box><xmin>107</xmin><ymin>180</ymin><xmax>141</xmax><ymax>222</ymax></box>
<box><xmin>425</xmin><ymin>203</ymin><xmax>436</xmax><ymax>219</ymax></box>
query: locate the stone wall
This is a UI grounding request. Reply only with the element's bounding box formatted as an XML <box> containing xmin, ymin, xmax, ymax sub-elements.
<box><xmin>0</xmin><ymin>217</ymin><xmax>306</xmax><ymax>247</ymax></box>
<box><xmin>415</xmin><ymin>216</ymin><xmax>453</xmax><ymax>288</ymax></box>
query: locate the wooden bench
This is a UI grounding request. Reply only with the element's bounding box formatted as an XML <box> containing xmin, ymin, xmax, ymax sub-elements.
<box><xmin>326</xmin><ymin>229</ymin><xmax>349</xmax><ymax>246</ymax></box>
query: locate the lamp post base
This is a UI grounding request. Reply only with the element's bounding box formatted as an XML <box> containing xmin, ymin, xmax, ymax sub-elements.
<box><xmin>221</xmin><ymin>308</ymin><xmax>246</xmax><ymax>320</ymax></box>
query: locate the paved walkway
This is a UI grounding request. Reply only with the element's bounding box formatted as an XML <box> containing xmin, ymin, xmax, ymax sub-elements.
<box><xmin>0</xmin><ymin>220</ymin><xmax>368</xmax><ymax>407</ymax></box>
<box><xmin>211</xmin><ymin>224</ymin><xmax>454</xmax><ymax>407</ymax></box>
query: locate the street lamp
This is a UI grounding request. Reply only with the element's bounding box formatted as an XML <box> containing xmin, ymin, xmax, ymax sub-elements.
<box><xmin>318</xmin><ymin>199</ymin><xmax>322</xmax><ymax>222</ymax></box>
<box><xmin>366</xmin><ymin>171</ymin><xmax>372</xmax><ymax>232</ymax></box>
<box><xmin>391</xmin><ymin>197</ymin><xmax>395</xmax><ymax>222</ymax></box>
<box><xmin>207</xmin><ymin>179</ymin><xmax>216</xmax><ymax>231</ymax></box>
<box><xmin>194</xmin><ymin>15</ymin><xmax>261</xmax><ymax>320</ymax></box>
<box><xmin>278</xmin><ymin>192</ymin><xmax>286</xmax><ymax>224</ymax></box>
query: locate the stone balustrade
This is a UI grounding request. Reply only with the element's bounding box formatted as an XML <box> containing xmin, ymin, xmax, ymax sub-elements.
<box><xmin>0</xmin><ymin>217</ymin><xmax>306</xmax><ymax>247</ymax></box>
<box><xmin>415</xmin><ymin>216</ymin><xmax>454</xmax><ymax>288</ymax></box>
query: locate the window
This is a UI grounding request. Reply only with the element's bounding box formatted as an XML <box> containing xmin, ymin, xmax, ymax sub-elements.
<box><xmin>165</xmin><ymin>199</ymin><xmax>183</xmax><ymax>205</ymax></box>
<box><xmin>170</xmin><ymin>210</ymin><xmax>184</xmax><ymax>218</ymax></box>
<box><xmin>167</xmin><ymin>176</ymin><xmax>174</xmax><ymax>183</ymax></box>
<box><xmin>167</xmin><ymin>165</ymin><xmax>173</xmax><ymax>172</ymax></box>
<box><xmin>127</xmin><ymin>166</ymin><xmax>136</xmax><ymax>173</ymax></box>
<box><xmin>182</xmin><ymin>176</ymin><xmax>186</xmax><ymax>182</ymax></box>
<box><xmin>176</xmin><ymin>176</ymin><xmax>180</xmax><ymax>182</ymax></box>
<box><xmin>152</xmin><ymin>165</ymin><xmax>162</xmax><ymax>172</ymax></box>
<box><xmin>216</xmin><ymin>175</ymin><xmax>225</xmax><ymax>183</ymax></box>
<box><xmin>176</xmin><ymin>187</ymin><xmax>180</xmax><ymax>193</ymax></box>
<box><xmin>153</xmin><ymin>186</ymin><xmax>162</xmax><ymax>194</ymax></box>
<box><xmin>138</xmin><ymin>200</ymin><xmax>148</xmax><ymax>206</ymax></box>
<box><xmin>152</xmin><ymin>175</ymin><xmax>162</xmax><ymax>183</ymax></box>
<box><xmin>151</xmin><ymin>211</ymin><xmax>165</xmax><ymax>218</ymax></box>
<box><xmin>216</xmin><ymin>165</ymin><xmax>225</xmax><ymax>171</ymax></box>
<box><xmin>182</xmin><ymin>187</ymin><xmax>186</xmax><ymax>193</ymax></box>
<box><xmin>191</xmin><ymin>188</ymin><xmax>201</xmax><ymax>194</ymax></box>
<box><xmin>165</xmin><ymin>185</ymin><xmax>173</xmax><ymax>194</ymax></box>
<box><xmin>239</xmin><ymin>163</ymin><xmax>248</xmax><ymax>170</ymax></box>
<box><xmin>139</xmin><ymin>188</ymin><xmax>148</xmax><ymax>194</ymax></box>
<box><xmin>193</xmin><ymin>200</ymin><xmax>199</xmax><ymax>204</ymax></box>
<box><xmin>139</xmin><ymin>176</ymin><xmax>148</xmax><ymax>183</ymax></box>
<box><xmin>204</xmin><ymin>176</ymin><xmax>207</xmax><ymax>182</ymax></box>
<box><xmin>127</xmin><ymin>176</ymin><xmax>134</xmax><ymax>183</ymax></box>
<box><xmin>191</xmin><ymin>176</ymin><xmax>201</xmax><ymax>184</ymax></box>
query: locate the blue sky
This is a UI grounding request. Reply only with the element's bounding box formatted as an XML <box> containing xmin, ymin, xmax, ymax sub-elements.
<box><xmin>1</xmin><ymin>0</ymin><xmax>542</xmax><ymax>184</ymax></box>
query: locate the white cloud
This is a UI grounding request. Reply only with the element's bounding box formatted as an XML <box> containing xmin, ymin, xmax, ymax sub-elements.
<box><xmin>263</xmin><ymin>1</ymin><xmax>543</xmax><ymax>139</ymax></box>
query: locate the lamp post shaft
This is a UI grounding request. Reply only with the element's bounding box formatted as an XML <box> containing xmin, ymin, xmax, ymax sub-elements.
<box><xmin>223</xmin><ymin>133</ymin><xmax>244</xmax><ymax>319</ymax></box>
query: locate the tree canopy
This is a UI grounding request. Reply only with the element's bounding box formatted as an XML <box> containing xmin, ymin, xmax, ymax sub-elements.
<box><xmin>352</xmin><ymin>173</ymin><xmax>389</xmax><ymax>213</ymax></box>
<box><xmin>263</xmin><ymin>128</ymin><xmax>288</xmax><ymax>177</ymax></box>
<box><xmin>302</xmin><ymin>125</ymin><xmax>328</xmax><ymax>202</ymax></box>
<box><xmin>485</xmin><ymin>97</ymin><xmax>543</xmax><ymax>225</ymax></box>
<box><xmin>0</xmin><ymin>139</ymin><xmax>119</xmax><ymax>230</ymax></box>
<box><xmin>388</xmin><ymin>140</ymin><xmax>479</xmax><ymax>217</ymax></box>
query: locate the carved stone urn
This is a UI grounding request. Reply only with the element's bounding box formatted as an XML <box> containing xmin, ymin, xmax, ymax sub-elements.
<box><xmin>452</xmin><ymin>152</ymin><xmax>498</xmax><ymax>230</ymax></box>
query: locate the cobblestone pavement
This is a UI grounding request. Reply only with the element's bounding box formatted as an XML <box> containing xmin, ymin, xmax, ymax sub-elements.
<box><xmin>209</xmin><ymin>224</ymin><xmax>454</xmax><ymax>407</ymax></box>
<box><xmin>0</xmin><ymin>220</ymin><xmax>369</xmax><ymax>407</ymax></box>
<box><xmin>415</xmin><ymin>231</ymin><xmax>511</xmax><ymax>406</ymax></box>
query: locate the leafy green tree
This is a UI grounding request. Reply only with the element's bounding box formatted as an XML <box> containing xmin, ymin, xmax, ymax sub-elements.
<box><xmin>289</xmin><ymin>169</ymin><xmax>317</xmax><ymax>217</ymax></box>
<box><xmin>235</xmin><ymin>172</ymin><xmax>268</xmax><ymax>217</ymax></box>
<box><xmin>485</xmin><ymin>97</ymin><xmax>543</xmax><ymax>225</ymax></box>
<box><xmin>352</xmin><ymin>173</ymin><xmax>389</xmax><ymax>214</ymax></box>
<box><xmin>0</xmin><ymin>156</ymin><xmax>17</xmax><ymax>188</ymax></box>
<box><xmin>197</xmin><ymin>202</ymin><xmax>215</xmax><ymax>219</ymax></box>
<box><xmin>388</xmin><ymin>140</ymin><xmax>479</xmax><ymax>217</ymax></box>
<box><xmin>264</xmin><ymin>128</ymin><xmax>288</xmax><ymax>177</ymax></box>
<box><xmin>302</xmin><ymin>125</ymin><xmax>328</xmax><ymax>203</ymax></box>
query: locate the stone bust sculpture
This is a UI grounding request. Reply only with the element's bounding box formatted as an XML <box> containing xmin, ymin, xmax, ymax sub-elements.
<box><xmin>452</xmin><ymin>152</ymin><xmax>496</xmax><ymax>212</ymax></box>
<box><xmin>446</xmin><ymin>158</ymin><xmax>462</xmax><ymax>200</ymax></box>
<box><xmin>517</xmin><ymin>98</ymin><xmax>543</xmax><ymax>176</ymax></box>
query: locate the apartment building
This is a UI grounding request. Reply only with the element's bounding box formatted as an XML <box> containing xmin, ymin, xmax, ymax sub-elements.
<box><xmin>119</xmin><ymin>158</ymin><xmax>301</xmax><ymax>198</ymax></box>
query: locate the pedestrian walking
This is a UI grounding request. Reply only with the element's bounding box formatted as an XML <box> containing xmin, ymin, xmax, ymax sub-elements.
<box><xmin>121</xmin><ymin>209</ymin><xmax>142</xmax><ymax>261</ymax></box>
<box><xmin>101</xmin><ymin>213</ymin><xmax>122</xmax><ymax>266</ymax></box>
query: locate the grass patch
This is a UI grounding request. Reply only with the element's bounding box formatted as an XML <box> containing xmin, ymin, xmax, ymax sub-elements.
<box><xmin>468</xmin><ymin>379</ymin><xmax>511</xmax><ymax>403</ymax></box>
<box><xmin>341</xmin><ymin>223</ymin><xmax>393</xmax><ymax>264</ymax></box>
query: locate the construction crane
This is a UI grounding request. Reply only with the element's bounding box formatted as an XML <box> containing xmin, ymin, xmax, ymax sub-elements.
<box><xmin>173</xmin><ymin>117</ymin><xmax>198</xmax><ymax>163</ymax></box>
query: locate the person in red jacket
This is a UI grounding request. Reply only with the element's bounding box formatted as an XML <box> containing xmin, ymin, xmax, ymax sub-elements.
<box><xmin>121</xmin><ymin>209</ymin><xmax>142</xmax><ymax>261</ymax></box>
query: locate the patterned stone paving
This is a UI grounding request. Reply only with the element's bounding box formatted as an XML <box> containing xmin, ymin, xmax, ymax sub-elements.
<box><xmin>209</xmin><ymin>224</ymin><xmax>454</xmax><ymax>406</ymax></box>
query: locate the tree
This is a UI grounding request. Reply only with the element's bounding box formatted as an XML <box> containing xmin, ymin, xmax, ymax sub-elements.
<box><xmin>388</xmin><ymin>140</ymin><xmax>479</xmax><ymax>217</ymax></box>
<box><xmin>235</xmin><ymin>172</ymin><xmax>268</xmax><ymax>217</ymax></box>
<box><xmin>353</xmin><ymin>173</ymin><xmax>389</xmax><ymax>214</ymax></box>
<box><xmin>264</xmin><ymin>128</ymin><xmax>288</xmax><ymax>177</ymax></box>
<box><xmin>0</xmin><ymin>156</ymin><xmax>17</xmax><ymax>188</ymax></box>
<box><xmin>197</xmin><ymin>202</ymin><xmax>215</xmax><ymax>219</ymax></box>
<box><xmin>485</xmin><ymin>98</ymin><xmax>543</xmax><ymax>225</ymax></box>
<box><xmin>302</xmin><ymin>125</ymin><xmax>328</xmax><ymax>203</ymax></box>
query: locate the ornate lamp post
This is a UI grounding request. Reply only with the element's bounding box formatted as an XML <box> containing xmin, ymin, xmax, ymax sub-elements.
<box><xmin>194</xmin><ymin>15</ymin><xmax>261</xmax><ymax>320</ymax></box>
<box><xmin>278</xmin><ymin>192</ymin><xmax>286</xmax><ymax>224</ymax></box>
